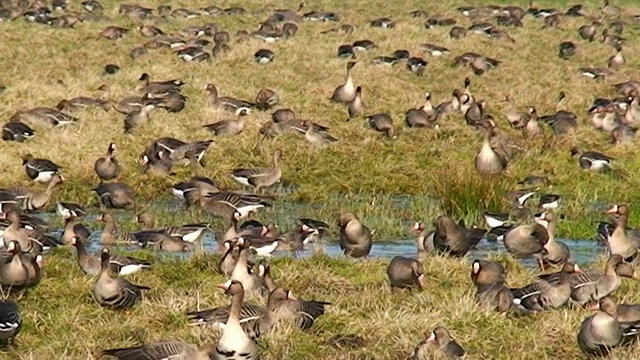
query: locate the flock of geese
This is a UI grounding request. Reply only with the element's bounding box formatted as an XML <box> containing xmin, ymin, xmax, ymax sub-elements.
<box><xmin>1</xmin><ymin>0</ymin><xmax>640</xmax><ymax>358</ymax></box>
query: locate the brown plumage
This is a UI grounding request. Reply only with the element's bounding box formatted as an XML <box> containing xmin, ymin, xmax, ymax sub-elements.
<box><xmin>433</xmin><ymin>216</ymin><xmax>483</xmax><ymax>257</ymax></box>
<box><xmin>386</xmin><ymin>256</ymin><xmax>425</xmax><ymax>290</ymax></box>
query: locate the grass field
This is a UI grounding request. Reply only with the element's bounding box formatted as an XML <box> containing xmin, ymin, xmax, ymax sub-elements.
<box><xmin>2</xmin><ymin>0</ymin><xmax>640</xmax><ymax>358</ymax></box>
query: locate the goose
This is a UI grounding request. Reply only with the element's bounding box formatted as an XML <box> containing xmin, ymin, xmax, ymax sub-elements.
<box><xmin>203</xmin><ymin>109</ymin><xmax>250</xmax><ymax>136</ymax></box>
<box><xmin>539</xmin><ymin>194</ymin><xmax>562</xmax><ymax>209</ymax></box>
<box><xmin>504</xmin><ymin>223</ymin><xmax>549</xmax><ymax>267</ymax></box>
<box><xmin>93</xmin><ymin>182</ymin><xmax>135</xmax><ymax>209</ymax></box>
<box><xmin>594</xmin><ymin>297</ymin><xmax>640</xmax><ymax>334</ymax></box>
<box><xmin>433</xmin><ymin>215</ymin><xmax>483</xmax><ymax>257</ymax></box>
<box><xmin>218</xmin><ymin>240</ymin><xmax>240</xmax><ymax>276</ymax></box>
<box><xmin>11</xmin><ymin>174</ymin><xmax>63</xmax><ymax>212</ymax></box>
<box><xmin>82</xmin><ymin>0</ymin><xmax>102</xmax><ymax>13</ymax></box>
<box><xmin>22</xmin><ymin>154</ymin><xmax>61</xmax><ymax>183</ymax></box>
<box><xmin>600</xmin><ymin>0</ymin><xmax>621</xmax><ymax>16</ymax></box>
<box><xmin>0</xmin><ymin>300</ymin><xmax>21</xmax><ymax>346</ymax></box>
<box><xmin>511</xmin><ymin>267</ymin><xmax>573</xmax><ymax>312</ymax></box>
<box><xmin>435</xmin><ymin>89</ymin><xmax>462</xmax><ymax>115</ymax></box>
<box><xmin>99</xmin><ymin>26</ymin><xmax>129</xmax><ymax>40</ymax></box>
<box><xmin>386</xmin><ymin>256</ymin><xmax>425</xmax><ymax>291</ymax></box>
<box><xmin>470</xmin><ymin>259</ymin><xmax>512</xmax><ymax>313</ymax></box>
<box><xmin>153</xmin><ymin>236</ymin><xmax>193</xmax><ymax>252</ymax></box>
<box><xmin>475</xmin><ymin>125</ymin><xmax>507</xmax><ymax>175</ymax></box>
<box><xmin>570</xmin><ymin>254</ymin><xmax>625</xmax><ymax>306</ymax></box>
<box><xmin>606</xmin><ymin>204</ymin><xmax>640</xmax><ymax>262</ymax></box>
<box><xmin>243</xmin><ymin>235</ymin><xmax>279</xmax><ymax>256</ymax></box>
<box><xmin>299</xmin><ymin>218</ymin><xmax>330</xmax><ymax>237</ymax></box>
<box><xmin>347</xmin><ymin>86</ymin><xmax>364</xmax><ymax>119</ymax></box>
<box><xmin>171</xmin><ymin>176</ymin><xmax>220</xmax><ymax>207</ymax></box>
<box><xmin>411</xmin><ymin>222</ymin><xmax>435</xmax><ymax>254</ymax></box>
<box><xmin>331</xmin><ymin>61</ymin><xmax>357</xmax><ymax>103</ymax></box>
<box><xmin>352</xmin><ymin>40</ymin><xmax>377</xmax><ymax>52</ymax></box>
<box><xmin>419</xmin><ymin>43</ymin><xmax>449</xmax><ymax>57</ymax></box>
<box><xmin>558</xmin><ymin>41</ymin><xmax>576</xmax><ymax>59</ymax></box>
<box><xmin>570</xmin><ymin>147</ymin><xmax>613</xmax><ymax>171</ymax></box>
<box><xmin>136</xmin><ymin>73</ymin><xmax>184</xmax><ymax>95</ymax></box>
<box><xmin>136</xmin><ymin>212</ymin><xmax>208</xmax><ymax>243</ymax></box>
<box><xmin>254</xmin><ymin>49</ymin><xmax>275</xmax><ymax>64</ymax></box>
<box><xmin>2</xmin><ymin>121</ymin><xmax>34</xmax><ymax>142</ymax></box>
<box><xmin>196</xmin><ymin>191</ymin><xmax>273</xmax><ymax>220</ymax></box>
<box><xmin>138</xmin><ymin>24</ymin><xmax>164</xmax><ymax>37</ymax></box>
<box><xmin>338</xmin><ymin>212</ymin><xmax>372</xmax><ymax>258</ymax></box>
<box><xmin>147</xmin><ymin>137</ymin><xmax>211</xmax><ymax>167</ymax></box>
<box><xmin>151</xmin><ymin>91</ymin><xmax>187</xmax><ymax>113</ymax></box>
<box><xmin>424</xmin><ymin>17</ymin><xmax>457</xmax><ymax>28</ymax></box>
<box><xmin>56</xmin><ymin>202</ymin><xmax>86</xmax><ymax>219</ymax></box>
<box><xmin>60</xmin><ymin>215</ymin><xmax>90</xmax><ymax>245</ymax></box>
<box><xmin>537</xmin><ymin>261</ymin><xmax>582</xmax><ymax>283</ymax></box>
<box><xmin>366</xmin><ymin>113</ymin><xmax>395</xmax><ymax>138</ymax></box>
<box><xmin>405</xmin><ymin>92</ymin><xmax>438</xmax><ymax>127</ymax></box>
<box><xmin>222</xmin><ymin>212</ymin><xmax>265</xmax><ymax>249</ymax></box>
<box><xmin>231</xmin><ymin>238</ymin><xmax>266</xmax><ymax>299</ymax></box>
<box><xmin>70</xmin><ymin>236</ymin><xmax>151</xmax><ymax>276</ymax></box>
<box><xmin>93</xmin><ymin>248</ymin><xmax>149</xmax><ymax>310</ymax></box>
<box><xmin>0</xmin><ymin>241</ymin><xmax>29</xmax><ymax>289</ymax></box>
<box><xmin>230</xmin><ymin>150</ymin><xmax>283</xmax><ymax>192</ymax></box>
<box><xmin>370</xmin><ymin>17</ymin><xmax>394</xmax><ymax>28</ymax></box>
<box><xmin>608</xmin><ymin>45</ymin><xmax>625</xmax><ymax>69</ymax></box>
<box><xmin>56</xmin><ymin>97</ymin><xmax>110</xmax><ymax>112</ymax></box>
<box><xmin>302</xmin><ymin>120</ymin><xmax>338</xmax><ymax>146</ymax></box>
<box><xmin>578</xmin><ymin>23</ymin><xmax>597</xmax><ymax>42</ymax></box>
<box><xmin>123</xmin><ymin>100</ymin><xmax>158</xmax><ymax>133</ymax></box>
<box><xmin>612</xmin><ymin>124</ymin><xmax>636</xmax><ymax>144</ymax></box>
<box><xmin>580</xmin><ymin>67</ymin><xmax>613</xmax><ymax>80</ymax></box>
<box><xmin>254</xmin><ymin>89</ymin><xmax>279</xmax><ymax>110</ymax></box>
<box><xmin>204</xmin><ymin>84</ymin><xmax>253</xmax><ymax>113</ymax></box>
<box><xmin>535</xmin><ymin>212</ymin><xmax>570</xmax><ymax>269</ymax></box>
<box><xmin>102</xmin><ymin>340</ymin><xmax>216</xmax><ymax>360</ymax></box>
<box><xmin>449</xmin><ymin>26</ymin><xmax>467</xmax><ymax>38</ymax></box>
<box><xmin>408</xmin><ymin>326</ymin><xmax>466</xmax><ymax>360</ymax></box>
<box><xmin>94</xmin><ymin>143</ymin><xmax>120</xmax><ymax>181</ymax></box>
<box><xmin>577</xmin><ymin>293</ymin><xmax>626</xmax><ymax>358</ymax></box>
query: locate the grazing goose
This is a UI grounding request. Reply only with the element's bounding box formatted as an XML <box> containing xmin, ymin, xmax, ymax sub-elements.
<box><xmin>433</xmin><ymin>216</ymin><xmax>483</xmax><ymax>257</ymax></box>
<box><xmin>475</xmin><ymin>125</ymin><xmax>508</xmax><ymax>175</ymax></box>
<box><xmin>272</xmin><ymin>287</ymin><xmax>331</xmax><ymax>332</ymax></box>
<box><xmin>578</xmin><ymin>293</ymin><xmax>625</xmax><ymax>357</ymax></box>
<box><xmin>405</xmin><ymin>92</ymin><xmax>438</xmax><ymax>128</ymax></box>
<box><xmin>243</xmin><ymin>235</ymin><xmax>279</xmax><ymax>256</ymax></box>
<box><xmin>537</xmin><ymin>261</ymin><xmax>582</xmax><ymax>283</ymax></box>
<box><xmin>22</xmin><ymin>154</ymin><xmax>61</xmax><ymax>183</ymax></box>
<box><xmin>504</xmin><ymin>223</ymin><xmax>549</xmax><ymax>267</ymax></box>
<box><xmin>570</xmin><ymin>254</ymin><xmax>624</xmax><ymax>306</ymax></box>
<box><xmin>299</xmin><ymin>218</ymin><xmax>330</xmax><ymax>238</ymax></box>
<box><xmin>137</xmin><ymin>24</ymin><xmax>164</xmax><ymax>37</ymax></box>
<box><xmin>570</xmin><ymin>147</ymin><xmax>613</xmax><ymax>171</ymax></box>
<box><xmin>386</xmin><ymin>256</ymin><xmax>425</xmax><ymax>291</ymax></box>
<box><xmin>254</xmin><ymin>89</ymin><xmax>279</xmax><ymax>110</ymax></box>
<box><xmin>558</xmin><ymin>41</ymin><xmax>576</xmax><ymax>59</ymax></box>
<box><xmin>366</xmin><ymin>113</ymin><xmax>396</xmax><ymax>138</ymax></box>
<box><xmin>0</xmin><ymin>300</ymin><xmax>21</xmax><ymax>346</ymax></box>
<box><xmin>214</xmin><ymin>280</ymin><xmax>260</xmax><ymax>360</ymax></box>
<box><xmin>102</xmin><ymin>340</ymin><xmax>216</xmax><ymax>360</ymax></box>
<box><xmin>411</xmin><ymin>222</ymin><xmax>435</xmax><ymax>254</ymax></box>
<box><xmin>338</xmin><ymin>212</ymin><xmax>372</xmax><ymax>258</ymax></box>
<box><xmin>93</xmin><ymin>248</ymin><xmax>149</xmax><ymax>310</ymax></box>
<box><xmin>196</xmin><ymin>191</ymin><xmax>273</xmax><ymax>220</ymax></box>
<box><xmin>535</xmin><ymin>212</ymin><xmax>571</xmax><ymax>269</ymax></box>
<box><xmin>93</xmin><ymin>182</ymin><xmax>135</xmax><ymax>209</ymax></box>
<box><xmin>10</xmin><ymin>174</ymin><xmax>63</xmax><ymax>212</ymax></box>
<box><xmin>123</xmin><ymin>100</ymin><xmax>158</xmax><ymax>133</ymax></box>
<box><xmin>578</xmin><ymin>23</ymin><xmax>597</xmax><ymax>42</ymax></box>
<box><xmin>470</xmin><ymin>259</ymin><xmax>512</xmax><ymax>313</ymax></box>
<box><xmin>347</xmin><ymin>86</ymin><xmax>364</xmax><ymax>119</ymax></box>
<box><xmin>606</xmin><ymin>204</ymin><xmax>640</xmax><ymax>263</ymax></box>
<box><xmin>99</xmin><ymin>26</ymin><xmax>130</xmax><ymax>40</ymax></box>
<box><xmin>408</xmin><ymin>326</ymin><xmax>466</xmax><ymax>360</ymax></box>
<box><xmin>205</xmin><ymin>84</ymin><xmax>253</xmax><ymax>113</ymax></box>
<box><xmin>2</xmin><ymin>121</ymin><xmax>34</xmax><ymax>142</ymax></box>
<box><xmin>60</xmin><ymin>215</ymin><xmax>90</xmax><ymax>245</ymax></box>
<box><xmin>94</xmin><ymin>143</ymin><xmax>120</xmax><ymax>181</ymax></box>
<box><xmin>539</xmin><ymin>194</ymin><xmax>562</xmax><ymax>210</ymax></box>
<box><xmin>331</xmin><ymin>61</ymin><xmax>357</xmax><ymax>103</ymax></box>
<box><xmin>203</xmin><ymin>109</ymin><xmax>249</xmax><ymax>136</ymax></box>
<box><xmin>230</xmin><ymin>150</ymin><xmax>283</xmax><ymax>192</ymax></box>
<box><xmin>71</xmin><ymin>236</ymin><xmax>150</xmax><ymax>276</ymax></box>
<box><xmin>302</xmin><ymin>120</ymin><xmax>338</xmax><ymax>146</ymax></box>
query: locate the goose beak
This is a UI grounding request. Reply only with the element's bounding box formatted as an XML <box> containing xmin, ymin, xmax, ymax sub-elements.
<box><xmin>287</xmin><ymin>291</ymin><xmax>297</xmax><ymax>301</ymax></box>
<box><xmin>417</xmin><ymin>274</ymin><xmax>426</xmax><ymax>287</ymax></box>
<box><xmin>607</xmin><ymin>205</ymin><xmax>618</xmax><ymax>214</ymax></box>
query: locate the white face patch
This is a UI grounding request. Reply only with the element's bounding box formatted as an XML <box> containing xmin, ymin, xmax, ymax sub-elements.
<box><xmin>472</xmin><ymin>261</ymin><xmax>480</xmax><ymax>274</ymax></box>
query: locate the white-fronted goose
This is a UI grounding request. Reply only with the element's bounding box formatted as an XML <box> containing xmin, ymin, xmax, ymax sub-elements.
<box><xmin>570</xmin><ymin>254</ymin><xmax>625</xmax><ymax>306</ymax></box>
<box><xmin>244</xmin><ymin>235</ymin><xmax>279</xmax><ymax>256</ymax></box>
<box><xmin>150</xmin><ymin>91</ymin><xmax>187</xmax><ymax>112</ymax></box>
<box><xmin>0</xmin><ymin>300</ymin><xmax>21</xmax><ymax>346</ymax></box>
<box><xmin>22</xmin><ymin>154</ymin><xmax>61</xmax><ymax>183</ymax></box>
<box><xmin>93</xmin><ymin>182</ymin><xmax>135</xmax><ymax>209</ymax></box>
<box><xmin>218</xmin><ymin>240</ymin><xmax>239</xmax><ymax>276</ymax></box>
<box><xmin>558</xmin><ymin>41</ymin><xmax>576</xmax><ymax>59</ymax></box>
<box><xmin>205</xmin><ymin>84</ymin><xmax>253</xmax><ymax>113</ymax></box>
<box><xmin>433</xmin><ymin>216</ymin><xmax>483</xmax><ymax>257</ymax></box>
<box><xmin>153</xmin><ymin>236</ymin><xmax>193</xmax><ymax>252</ymax></box>
<box><xmin>214</xmin><ymin>280</ymin><xmax>260</xmax><ymax>359</ymax></box>
<box><xmin>595</xmin><ymin>297</ymin><xmax>640</xmax><ymax>334</ymax></box>
<box><xmin>511</xmin><ymin>270</ymin><xmax>572</xmax><ymax>312</ymax></box>
<box><xmin>71</xmin><ymin>236</ymin><xmax>150</xmax><ymax>276</ymax></box>
<box><xmin>60</xmin><ymin>215</ymin><xmax>90</xmax><ymax>245</ymax></box>
<box><xmin>535</xmin><ymin>212</ymin><xmax>571</xmax><ymax>269</ymax></box>
<box><xmin>11</xmin><ymin>107</ymin><xmax>79</xmax><ymax>127</ymax></box>
<box><xmin>10</xmin><ymin>174</ymin><xmax>62</xmax><ymax>212</ymax></box>
<box><xmin>56</xmin><ymin>97</ymin><xmax>109</xmax><ymax>112</ymax></box>
<box><xmin>254</xmin><ymin>49</ymin><xmax>275</xmax><ymax>64</ymax></box>
<box><xmin>411</xmin><ymin>222</ymin><xmax>434</xmax><ymax>254</ymax></box>
<box><xmin>578</xmin><ymin>294</ymin><xmax>624</xmax><ymax>357</ymax></box>
<box><xmin>408</xmin><ymin>326</ymin><xmax>466</xmax><ymax>360</ymax></box>
<box><xmin>203</xmin><ymin>108</ymin><xmax>249</xmax><ymax>136</ymax></box>
<box><xmin>196</xmin><ymin>191</ymin><xmax>273</xmax><ymax>220</ymax></box>
<box><xmin>0</xmin><ymin>241</ymin><xmax>28</xmax><ymax>289</ymax></box>
<box><xmin>57</xmin><ymin>202</ymin><xmax>86</xmax><ymax>219</ymax></box>
<box><xmin>475</xmin><ymin>125</ymin><xmax>508</xmax><ymax>175</ymax></box>
<box><xmin>331</xmin><ymin>61</ymin><xmax>357</xmax><ymax>103</ymax></box>
<box><xmin>222</xmin><ymin>212</ymin><xmax>266</xmax><ymax>249</ymax></box>
<box><xmin>99</xmin><ymin>26</ymin><xmax>129</xmax><ymax>40</ymax></box>
<box><xmin>94</xmin><ymin>143</ymin><xmax>120</xmax><ymax>182</ymax></box>
<box><xmin>470</xmin><ymin>259</ymin><xmax>512</xmax><ymax>313</ymax></box>
<box><xmin>366</xmin><ymin>113</ymin><xmax>395</xmax><ymax>138</ymax></box>
<box><xmin>539</xmin><ymin>194</ymin><xmax>562</xmax><ymax>209</ymax></box>
<box><xmin>504</xmin><ymin>223</ymin><xmax>548</xmax><ymax>267</ymax></box>
<box><xmin>605</xmin><ymin>204</ymin><xmax>639</xmax><ymax>263</ymax></box>
<box><xmin>138</xmin><ymin>24</ymin><xmax>164</xmax><ymax>37</ymax></box>
<box><xmin>387</xmin><ymin>256</ymin><xmax>425</xmax><ymax>291</ymax></box>
<box><xmin>347</xmin><ymin>86</ymin><xmax>364</xmax><ymax>119</ymax></box>
<box><xmin>136</xmin><ymin>73</ymin><xmax>184</xmax><ymax>95</ymax></box>
<box><xmin>338</xmin><ymin>212</ymin><xmax>372</xmax><ymax>258</ymax></box>
<box><xmin>123</xmin><ymin>100</ymin><xmax>158</xmax><ymax>133</ymax></box>
<box><xmin>93</xmin><ymin>248</ymin><xmax>149</xmax><ymax>310</ymax></box>
<box><xmin>609</xmin><ymin>45</ymin><xmax>625</xmax><ymax>69</ymax></box>
<box><xmin>2</xmin><ymin>121</ymin><xmax>34</xmax><ymax>142</ymax></box>
<box><xmin>571</xmin><ymin>147</ymin><xmax>613</xmax><ymax>171</ymax></box>
<box><xmin>578</xmin><ymin>23</ymin><xmax>597</xmax><ymax>41</ymax></box>
<box><xmin>102</xmin><ymin>340</ymin><xmax>215</xmax><ymax>360</ymax></box>
<box><xmin>302</xmin><ymin>120</ymin><xmax>338</xmax><ymax>146</ymax></box>
<box><xmin>254</xmin><ymin>89</ymin><xmax>279</xmax><ymax>110</ymax></box>
<box><xmin>230</xmin><ymin>150</ymin><xmax>283</xmax><ymax>192</ymax></box>
<box><xmin>231</xmin><ymin>238</ymin><xmax>262</xmax><ymax>298</ymax></box>
<box><xmin>136</xmin><ymin>212</ymin><xmax>208</xmax><ymax>243</ymax></box>
<box><xmin>405</xmin><ymin>92</ymin><xmax>438</xmax><ymax>128</ymax></box>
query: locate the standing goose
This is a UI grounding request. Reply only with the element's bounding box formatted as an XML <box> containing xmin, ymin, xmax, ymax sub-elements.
<box><xmin>94</xmin><ymin>143</ymin><xmax>120</xmax><ymax>181</ymax></box>
<box><xmin>405</xmin><ymin>92</ymin><xmax>438</xmax><ymax>128</ymax></box>
<box><xmin>606</xmin><ymin>204</ymin><xmax>639</xmax><ymax>263</ymax></box>
<box><xmin>214</xmin><ymin>280</ymin><xmax>260</xmax><ymax>360</ymax></box>
<box><xmin>230</xmin><ymin>150</ymin><xmax>283</xmax><ymax>193</ymax></box>
<box><xmin>22</xmin><ymin>154</ymin><xmax>62</xmax><ymax>183</ymax></box>
<box><xmin>366</xmin><ymin>113</ymin><xmax>396</xmax><ymax>138</ymax></box>
<box><xmin>608</xmin><ymin>45</ymin><xmax>625</xmax><ymax>69</ymax></box>
<box><xmin>347</xmin><ymin>86</ymin><xmax>364</xmax><ymax>119</ymax></box>
<box><xmin>70</xmin><ymin>236</ymin><xmax>151</xmax><ymax>276</ymax></box>
<box><xmin>570</xmin><ymin>147</ymin><xmax>613</xmax><ymax>171</ymax></box>
<box><xmin>102</xmin><ymin>340</ymin><xmax>215</xmax><ymax>360</ymax></box>
<box><xmin>570</xmin><ymin>254</ymin><xmax>625</xmax><ymax>306</ymax></box>
<box><xmin>578</xmin><ymin>293</ymin><xmax>624</xmax><ymax>357</ymax></box>
<box><xmin>0</xmin><ymin>300</ymin><xmax>21</xmax><ymax>346</ymax></box>
<box><xmin>386</xmin><ymin>256</ymin><xmax>425</xmax><ymax>291</ymax></box>
<box><xmin>93</xmin><ymin>248</ymin><xmax>149</xmax><ymax>310</ymax></box>
<box><xmin>470</xmin><ymin>259</ymin><xmax>512</xmax><ymax>313</ymax></box>
<box><xmin>408</xmin><ymin>326</ymin><xmax>466</xmax><ymax>360</ymax></box>
<box><xmin>535</xmin><ymin>212</ymin><xmax>571</xmax><ymax>269</ymax></box>
<box><xmin>331</xmin><ymin>61</ymin><xmax>357</xmax><ymax>103</ymax></box>
<box><xmin>475</xmin><ymin>124</ymin><xmax>508</xmax><ymax>175</ymax></box>
<box><xmin>57</xmin><ymin>202</ymin><xmax>86</xmax><ymax>219</ymax></box>
<box><xmin>503</xmin><ymin>223</ymin><xmax>549</xmax><ymax>267</ymax></box>
<box><xmin>203</xmin><ymin>109</ymin><xmax>249</xmax><ymax>136</ymax></box>
<box><xmin>93</xmin><ymin>182</ymin><xmax>135</xmax><ymax>209</ymax></box>
<box><xmin>338</xmin><ymin>212</ymin><xmax>372</xmax><ymax>258</ymax></box>
<box><xmin>433</xmin><ymin>215</ymin><xmax>483</xmax><ymax>257</ymax></box>
<box><xmin>11</xmin><ymin>174</ymin><xmax>64</xmax><ymax>212</ymax></box>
